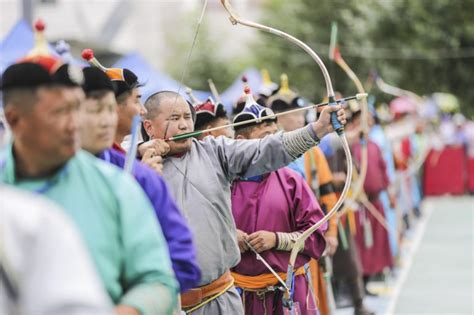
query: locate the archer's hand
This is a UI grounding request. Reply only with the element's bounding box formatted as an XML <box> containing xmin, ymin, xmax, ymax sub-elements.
<box><xmin>138</xmin><ymin>139</ymin><xmax>170</xmax><ymax>158</ymax></box>
<box><xmin>141</xmin><ymin>148</ymin><xmax>164</xmax><ymax>175</ymax></box>
<box><xmin>311</xmin><ymin>105</ymin><xmax>346</xmax><ymax>139</ymax></box>
<box><xmin>248</xmin><ymin>231</ymin><xmax>276</xmax><ymax>253</ymax></box>
<box><xmin>237</xmin><ymin>229</ymin><xmax>249</xmax><ymax>253</ymax></box>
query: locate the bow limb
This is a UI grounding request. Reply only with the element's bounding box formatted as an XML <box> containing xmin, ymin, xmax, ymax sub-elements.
<box><xmin>374</xmin><ymin>73</ymin><xmax>423</xmax><ymax>104</ymax></box>
<box><xmin>331</xmin><ymin>54</ymin><xmax>369</xmax><ymax>218</ymax></box>
<box><xmin>372</xmin><ymin>72</ymin><xmax>431</xmax><ymax>193</ymax></box>
<box><xmin>376</xmin><ymin>76</ymin><xmax>423</xmax><ymax>103</ymax></box>
<box><xmin>162</xmin><ymin>0</ymin><xmax>209</xmax><ymax>140</ymax></box>
<box><xmin>358</xmin><ymin>193</ymin><xmax>391</xmax><ymax>232</ymax></box>
<box><xmin>220</xmin><ymin>0</ymin><xmax>335</xmax><ymax>98</ymax></box>
<box><xmin>220</xmin><ymin>0</ymin><xmax>354</xmax><ymax>305</ymax></box>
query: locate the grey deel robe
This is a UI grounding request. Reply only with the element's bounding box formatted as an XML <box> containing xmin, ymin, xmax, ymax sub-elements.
<box><xmin>162</xmin><ymin>126</ymin><xmax>319</xmax><ymax>315</ymax></box>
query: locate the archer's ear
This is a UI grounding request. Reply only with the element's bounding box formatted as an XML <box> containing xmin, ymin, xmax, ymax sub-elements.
<box><xmin>235</xmin><ymin>134</ymin><xmax>246</xmax><ymax>140</ymax></box>
<box><xmin>142</xmin><ymin>119</ymin><xmax>154</xmax><ymax>137</ymax></box>
<box><xmin>4</xmin><ymin>106</ymin><xmax>20</xmax><ymax>129</ymax></box>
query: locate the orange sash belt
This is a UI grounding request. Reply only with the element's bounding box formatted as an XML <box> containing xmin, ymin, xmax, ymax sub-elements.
<box><xmin>231</xmin><ymin>266</ymin><xmax>306</xmax><ymax>290</ymax></box>
<box><xmin>181</xmin><ymin>271</ymin><xmax>234</xmax><ymax>309</ymax></box>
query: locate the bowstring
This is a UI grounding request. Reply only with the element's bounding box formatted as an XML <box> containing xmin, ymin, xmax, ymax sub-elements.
<box><xmin>163</xmin><ymin>0</ymin><xmax>209</xmax><ymax>140</ymax></box>
<box><xmin>163</xmin><ymin>0</ymin><xmax>209</xmax><ymax>220</ymax></box>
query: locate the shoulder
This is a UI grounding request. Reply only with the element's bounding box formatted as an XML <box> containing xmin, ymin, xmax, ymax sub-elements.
<box><xmin>368</xmin><ymin>139</ymin><xmax>382</xmax><ymax>152</ymax></box>
<box><xmin>108</xmin><ymin>148</ymin><xmax>126</xmax><ymax>165</ymax></box>
<box><xmin>74</xmin><ymin>150</ymin><xmax>121</xmax><ymax>175</ymax></box>
<box><xmin>74</xmin><ymin>150</ymin><xmax>140</xmax><ymax>190</ymax></box>
<box><xmin>279</xmin><ymin>167</ymin><xmax>306</xmax><ymax>185</ymax></box>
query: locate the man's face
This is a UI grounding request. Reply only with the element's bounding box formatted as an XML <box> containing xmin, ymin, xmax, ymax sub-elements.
<box><xmin>14</xmin><ymin>86</ymin><xmax>84</xmax><ymax>164</ymax></box>
<box><xmin>276</xmin><ymin>110</ymin><xmax>305</xmax><ymax>132</ymax></box>
<box><xmin>144</xmin><ymin>96</ymin><xmax>194</xmax><ymax>154</ymax></box>
<box><xmin>80</xmin><ymin>92</ymin><xmax>118</xmax><ymax>155</ymax></box>
<box><xmin>117</xmin><ymin>88</ymin><xmax>146</xmax><ymax>133</ymax></box>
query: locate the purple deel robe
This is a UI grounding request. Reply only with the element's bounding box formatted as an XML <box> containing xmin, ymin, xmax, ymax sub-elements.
<box><xmin>231</xmin><ymin>167</ymin><xmax>327</xmax><ymax>315</ymax></box>
<box><xmin>98</xmin><ymin>148</ymin><xmax>201</xmax><ymax>292</ymax></box>
<box><xmin>352</xmin><ymin>140</ymin><xmax>393</xmax><ymax>276</ymax></box>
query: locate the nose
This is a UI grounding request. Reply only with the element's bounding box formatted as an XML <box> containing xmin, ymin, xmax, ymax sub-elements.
<box><xmin>67</xmin><ymin>109</ymin><xmax>81</xmax><ymax>134</ymax></box>
<box><xmin>100</xmin><ymin>111</ymin><xmax>114</xmax><ymax>127</ymax></box>
<box><xmin>139</xmin><ymin>103</ymin><xmax>147</xmax><ymax>116</ymax></box>
<box><xmin>178</xmin><ymin>118</ymin><xmax>189</xmax><ymax>130</ymax></box>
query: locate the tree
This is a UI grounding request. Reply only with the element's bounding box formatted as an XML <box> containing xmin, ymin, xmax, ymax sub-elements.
<box><xmin>365</xmin><ymin>0</ymin><xmax>474</xmax><ymax>117</ymax></box>
<box><xmin>253</xmin><ymin>0</ymin><xmax>474</xmax><ymax>116</ymax></box>
<box><xmin>164</xmin><ymin>9</ymin><xmax>248</xmax><ymax>94</ymax></box>
<box><xmin>252</xmin><ymin>0</ymin><xmax>374</xmax><ymax>102</ymax></box>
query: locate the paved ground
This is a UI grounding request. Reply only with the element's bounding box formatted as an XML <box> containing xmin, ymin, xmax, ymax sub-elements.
<box><xmin>336</xmin><ymin>196</ymin><xmax>474</xmax><ymax>315</ymax></box>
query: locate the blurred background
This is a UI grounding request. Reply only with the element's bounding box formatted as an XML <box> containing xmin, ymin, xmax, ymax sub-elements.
<box><xmin>1</xmin><ymin>1</ymin><xmax>473</xmax><ymax>314</ymax></box>
<box><xmin>1</xmin><ymin>0</ymin><xmax>473</xmax><ymax>116</ymax></box>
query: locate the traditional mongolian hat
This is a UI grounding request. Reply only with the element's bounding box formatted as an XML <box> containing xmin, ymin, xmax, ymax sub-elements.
<box><xmin>258</xmin><ymin>69</ymin><xmax>278</xmax><ymax>99</ymax></box>
<box><xmin>267</xmin><ymin>74</ymin><xmax>308</xmax><ymax>112</ymax></box>
<box><xmin>233</xmin><ymin>76</ymin><xmax>266</xmax><ymax>115</ymax></box>
<box><xmin>81</xmin><ymin>48</ymin><xmax>141</xmax><ymax>98</ymax></box>
<box><xmin>82</xmin><ymin>67</ymin><xmax>115</xmax><ymax>96</ymax></box>
<box><xmin>186</xmin><ymin>87</ymin><xmax>228</xmax><ymax>130</ymax></box>
<box><xmin>232</xmin><ymin>80</ymin><xmax>276</xmax><ymax>131</ymax></box>
<box><xmin>19</xmin><ymin>19</ymin><xmax>63</xmax><ymax>74</ymax></box>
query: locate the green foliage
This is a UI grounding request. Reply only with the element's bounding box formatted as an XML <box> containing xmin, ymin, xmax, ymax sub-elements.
<box><xmin>253</xmin><ymin>0</ymin><xmax>474</xmax><ymax>116</ymax></box>
<box><xmin>166</xmin><ymin>1</ymin><xmax>474</xmax><ymax>116</ymax></box>
<box><xmin>164</xmin><ymin>10</ymin><xmax>246</xmax><ymax>93</ymax></box>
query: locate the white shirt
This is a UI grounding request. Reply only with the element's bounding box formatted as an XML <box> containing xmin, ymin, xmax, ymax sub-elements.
<box><xmin>0</xmin><ymin>185</ymin><xmax>113</xmax><ymax>315</ymax></box>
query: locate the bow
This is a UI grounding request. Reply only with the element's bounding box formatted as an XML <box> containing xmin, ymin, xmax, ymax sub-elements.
<box><xmin>369</xmin><ymin>72</ymin><xmax>431</xmax><ymax>195</ymax></box>
<box><xmin>220</xmin><ymin>0</ymin><xmax>356</xmax><ymax>310</ymax></box>
<box><xmin>329</xmin><ymin>22</ymin><xmax>370</xmax><ymax>219</ymax></box>
<box><xmin>371</xmin><ymin>71</ymin><xmax>424</xmax><ymax>105</ymax></box>
<box><xmin>162</xmin><ymin>0</ymin><xmax>209</xmax><ymax>141</ymax></box>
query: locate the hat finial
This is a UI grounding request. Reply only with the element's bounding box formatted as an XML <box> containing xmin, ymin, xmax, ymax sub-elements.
<box><xmin>241</xmin><ymin>76</ymin><xmax>258</xmax><ymax>108</ymax></box>
<box><xmin>81</xmin><ymin>48</ymin><xmax>109</xmax><ymax>72</ymax></box>
<box><xmin>279</xmin><ymin>73</ymin><xmax>290</xmax><ymax>95</ymax></box>
<box><xmin>27</xmin><ymin>19</ymin><xmax>49</xmax><ymax>57</ymax></box>
<box><xmin>261</xmin><ymin>69</ymin><xmax>272</xmax><ymax>85</ymax></box>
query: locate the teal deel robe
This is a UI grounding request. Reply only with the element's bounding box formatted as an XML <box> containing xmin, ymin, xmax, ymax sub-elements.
<box><xmin>1</xmin><ymin>146</ymin><xmax>178</xmax><ymax>315</ymax></box>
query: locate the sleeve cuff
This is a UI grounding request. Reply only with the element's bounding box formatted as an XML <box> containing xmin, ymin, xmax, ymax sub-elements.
<box><xmin>282</xmin><ymin>125</ymin><xmax>320</xmax><ymax>159</ymax></box>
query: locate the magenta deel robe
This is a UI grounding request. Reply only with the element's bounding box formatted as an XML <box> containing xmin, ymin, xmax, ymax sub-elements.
<box><xmin>352</xmin><ymin>140</ymin><xmax>393</xmax><ymax>276</ymax></box>
<box><xmin>231</xmin><ymin>167</ymin><xmax>327</xmax><ymax>315</ymax></box>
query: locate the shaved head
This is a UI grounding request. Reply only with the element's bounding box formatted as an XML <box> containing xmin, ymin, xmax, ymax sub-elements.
<box><xmin>144</xmin><ymin>91</ymin><xmax>184</xmax><ymax>120</ymax></box>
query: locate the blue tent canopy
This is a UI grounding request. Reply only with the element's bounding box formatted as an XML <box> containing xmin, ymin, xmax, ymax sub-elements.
<box><xmin>0</xmin><ymin>20</ymin><xmax>35</xmax><ymax>73</ymax></box>
<box><xmin>1</xmin><ymin>20</ymin><xmax>264</xmax><ymax>112</ymax></box>
<box><xmin>0</xmin><ymin>20</ymin><xmax>86</xmax><ymax>74</ymax></box>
